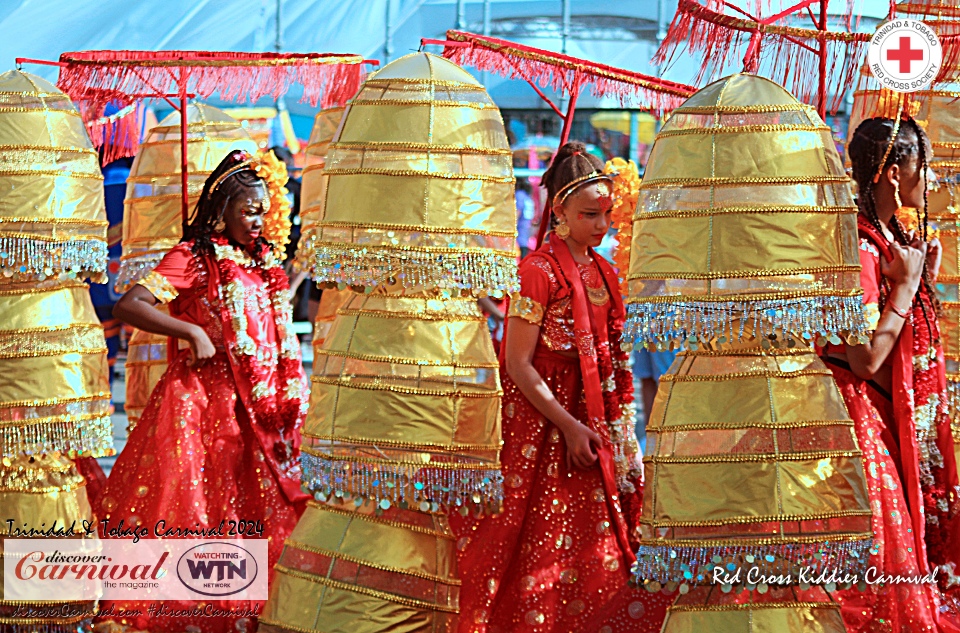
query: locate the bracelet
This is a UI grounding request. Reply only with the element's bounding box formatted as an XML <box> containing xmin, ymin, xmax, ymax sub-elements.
<box><xmin>886</xmin><ymin>300</ymin><xmax>910</xmax><ymax>319</ymax></box>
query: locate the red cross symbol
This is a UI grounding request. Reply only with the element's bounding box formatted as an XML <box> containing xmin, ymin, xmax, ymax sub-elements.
<box><xmin>887</xmin><ymin>35</ymin><xmax>924</xmax><ymax>73</ymax></box>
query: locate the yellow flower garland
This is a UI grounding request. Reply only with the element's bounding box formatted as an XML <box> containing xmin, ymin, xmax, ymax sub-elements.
<box><xmin>252</xmin><ymin>150</ymin><xmax>294</xmax><ymax>255</ymax></box>
<box><xmin>603</xmin><ymin>157</ymin><xmax>640</xmax><ymax>296</ymax></box>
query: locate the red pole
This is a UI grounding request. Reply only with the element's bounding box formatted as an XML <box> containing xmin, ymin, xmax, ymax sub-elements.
<box><xmin>558</xmin><ymin>85</ymin><xmax>580</xmax><ymax>146</ymax></box>
<box><xmin>179</xmin><ymin>69</ymin><xmax>189</xmax><ymax>224</ymax></box>
<box><xmin>817</xmin><ymin>0</ymin><xmax>828</xmax><ymax>119</ymax></box>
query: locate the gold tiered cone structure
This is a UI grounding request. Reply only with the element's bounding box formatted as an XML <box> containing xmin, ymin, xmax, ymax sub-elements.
<box><xmin>260</xmin><ymin>52</ymin><xmax>517</xmax><ymax>633</ymax></box>
<box><xmin>628</xmin><ymin>74</ymin><xmax>871</xmax><ymax>631</ymax></box>
<box><xmin>0</xmin><ymin>70</ymin><xmax>111</xmax><ymax>632</ymax></box>
<box><xmin>117</xmin><ymin>103</ymin><xmax>257</xmax><ymax>428</ymax></box>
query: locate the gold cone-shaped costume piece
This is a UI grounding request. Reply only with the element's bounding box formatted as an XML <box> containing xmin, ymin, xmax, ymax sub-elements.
<box><xmin>296</xmin><ymin>106</ymin><xmax>346</xmax><ymax>278</ymax></box>
<box><xmin>264</xmin><ymin>53</ymin><xmax>514</xmax><ymax>633</ymax></box>
<box><xmin>300</xmin><ymin>291</ymin><xmax>502</xmax><ymax>510</ymax></box>
<box><xmin>260</xmin><ymin>501</ymin><xmax>458</xmax><ymax>633</ymax></box>
<box><xmin>630</xmin><ymin>76</ymin><xmax>870</xmax><ymax>633</ymax></box>
<box><xmin>306</xmin><ymin>52</ymin><xmax>518</xmax><ymax>298</ymax></box>
<box><xmin>0</xmin><ymin>70</ymin><xmax>107</xmax><ymax>284</ymax></box>
<box><xmin>628</xmin><ymin>74</ymin><xmax>865</xmax><ymax>347</ymax></box>
<box><xmin>116</xmin><ymin>102</ymin><xmax>257</xmax><ymax>291</ymax></box>
<box><xmin>0</xmin><ymin>454</ymin><xmax>99</xmax><ymax>631</ymax></box>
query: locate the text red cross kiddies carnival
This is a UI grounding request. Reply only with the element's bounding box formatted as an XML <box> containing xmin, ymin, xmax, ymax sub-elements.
<box><xmin>887</xmin><ymin>35</ymin><xmax>925</xmax><ymax>73</ymax></box>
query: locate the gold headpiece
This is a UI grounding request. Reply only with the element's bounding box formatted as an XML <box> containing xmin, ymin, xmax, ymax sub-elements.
<box><xmin>207</xmin><ymin>150</ymin><xmax>293</xmax><ymax>253</ymax></box>
<box><xmin>552</xmin><ymin>171</ymin><xmax>614</xmax><ymax>208</ymax></box>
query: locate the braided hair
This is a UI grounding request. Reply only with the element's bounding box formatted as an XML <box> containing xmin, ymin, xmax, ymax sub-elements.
<box><xmin>848</xmin><ymin>116</ymin><xmax>938</xmax><ymax>319</ymax></box>
<box><xmin>182</xmin><ymin>150</ymin><xmax>269</xmax><ymax>259</ymax></box>
<box><xmin>541</xmin><ymin>141</ymin><xmax>606</xmax><ymax>228</ymax></box>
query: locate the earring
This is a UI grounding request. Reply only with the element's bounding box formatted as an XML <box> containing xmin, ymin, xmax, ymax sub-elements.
<box><xmin>554</xmin><ymin>217</ymin><xmax>571</xmax><ymax>239</ymax></box>
<box><xmin>214</xmin><ymin>219</ymin><xmax>226</xmax><ymax>233</ymax></box>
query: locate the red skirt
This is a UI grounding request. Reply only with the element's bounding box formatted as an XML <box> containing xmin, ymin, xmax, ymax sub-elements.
<box><xmin>95</xmin><ymin>350</ymin><xmax>307</xmax><ymax>633</ymax></box>
<box><xmin>827</xmin><ymin>363</ymin><xmax>960</xmax><ymax>633</ymax></box>
<box><xmin>450</xmin><ymin>351</ymin><xmax>671</xmax><ymax>633</ymax></box>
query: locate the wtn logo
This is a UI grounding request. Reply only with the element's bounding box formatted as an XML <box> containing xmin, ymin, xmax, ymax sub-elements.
<box><xmin>176</xmin><ymin>542</ymin><xmax>259</xmax><ymax>597</ymax></box>
<box><xmin>185</xmin><ymin>558</ymin><xmax>246</xmax><ymax>581</ymax></box>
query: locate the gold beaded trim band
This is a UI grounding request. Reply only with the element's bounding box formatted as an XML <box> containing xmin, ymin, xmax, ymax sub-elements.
<box><xmin>552</xmin><ymin>170</ymin><xmax>614</xmax><ymax>208</ymax></box>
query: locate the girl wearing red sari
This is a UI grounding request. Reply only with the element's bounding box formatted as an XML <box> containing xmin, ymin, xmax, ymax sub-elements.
<box><xmin>823</xmin><ymin>116</ymin><xmax>960</xmax><ymax>632</ymax></box>
<box><xmin>95</xmin><ymin>150</ymin><xmax>309</xmax><ymax>633</ymax></box>
<box><xmin>452</xmin><ymin>142</ymin><xmax>671</xmax><ymax>632</ymax></box>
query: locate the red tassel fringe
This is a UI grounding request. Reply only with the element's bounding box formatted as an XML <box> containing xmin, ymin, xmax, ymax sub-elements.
<box><xmin>655</xmin><ymin>0</ymin><xmax>870</xmax><ymax>115</ymax></box>
<box><xmin>56</xmin><ymin>51</ymin><xmax>367</xmax><ymax>163</ymax></box>
<box><xmin>443</xmin><ymin>31</ymin><xmax>695</xmax><ymax>113</ymax></box>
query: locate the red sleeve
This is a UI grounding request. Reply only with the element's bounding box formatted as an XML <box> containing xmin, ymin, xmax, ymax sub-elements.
<box><xmin>858</xmin><ymin>237</ymin><xmax>882</xmax><ymax>331</ymax></box>
<box><xmin>135</xmin><ymin>243</ymin><xmax>203</xmax><ymax>304</ymax></box>
<box><xmin>507</xmin><ymin>256</ymin><xmax>555</xmax><ymax>325</ymax></box>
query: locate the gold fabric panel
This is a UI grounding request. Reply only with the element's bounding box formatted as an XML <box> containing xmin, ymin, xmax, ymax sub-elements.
<box><xmin>646</xmin><ymin>129</ymin><xmax>835</xmax><ymax>182</ymax></box>
<box><xmin>647</xmin><ymin>457</ymin><xmax>869</xmax><ymax>524</ymax></box>
<box><xmin>321</xmin><ymin>175</ymin><xmax>514</xmax><ymax>235</ymax></box>
<box><xmin>0</xmin><ymin>111</ymin><xmax>90</xmax><ymax>150</ymax></box>
<box><xmin>262</xmin><ymin>501</ymin><xmax>457</xmax><ymax>633</ymax></box>
<box><xmin>662</xmin><ymin>603</ymin><xmax>846</xmax><ymax>633</ymax></box>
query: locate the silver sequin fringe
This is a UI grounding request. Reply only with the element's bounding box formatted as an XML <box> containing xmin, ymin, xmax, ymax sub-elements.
<box><xmin>2</xmin><ymin>414</ymin><xmax>115</xmax><ymax>459</ymax></box>
<box><xmin>633</xmin><ymin>539</ymin><xmax>874</xmax><ymax>586</ymax></box>
<box><xmin>302</xmin><ymin>452</ymin><xmax>504</xmax><ymax>512</ymax></box>
<box><xmin>0</xmin><ymin>237</ymin><xmax>106</xmax><ymax>283</ymax></box>
<box><xmin>311</xmin><ymin>246</ymin><xmax>519</xmax><ymax>297</ymax></box>
<box><xmin>625</xmin><ymin>296</ymin><xmax>868</xmax><ymax>349</ymax></box>
<box><xmin>115</xmin><ymin>253</ymin><xmax>167</xmax><ymax>293</ymax></box>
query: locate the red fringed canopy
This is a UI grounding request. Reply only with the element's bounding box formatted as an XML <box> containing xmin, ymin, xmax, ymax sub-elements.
<box><xmin>55</xmin><ymin>50</ymin><xmax>369</xmax><ymax>163</ymax></box>
<box><xmin>656</xmin><ymin>0</ymin><xmax>871</xmax><ymax>115</ymax></box>
<box><xmin>442</xmin><ymin>30</ymin><xmax>695</xmax><ymax>115</ymax></box>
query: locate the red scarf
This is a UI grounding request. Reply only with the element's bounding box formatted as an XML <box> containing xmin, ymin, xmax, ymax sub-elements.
<box><xmin>858</xmin><ymin>216</ymin><xmax>960</xmax><ymax>581</ymax></box>
<box><xmin>521</xmin><ymin>238</ymin><xmax>636</xmax><ymax>564</ymax></box>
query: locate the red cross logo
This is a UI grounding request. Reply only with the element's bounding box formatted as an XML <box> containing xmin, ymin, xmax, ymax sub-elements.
<box><xmin>887</xmin><ymin>36</ymin><xmax>924</xmax><ymax>73</ymax></box>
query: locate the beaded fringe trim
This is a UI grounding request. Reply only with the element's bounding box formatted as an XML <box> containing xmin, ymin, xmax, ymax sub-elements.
<box><xmin>311</xmin><ymin>246</ymin><xmax>519</xmax><ymax>298</ymax></box>
<box><xmin>633</xmin><ymin>539</ymin><xmax>873</xmax><ymax>586</ymax></box>
<box><xmin>115</xmin><ymin>253</ymin><xmax>166</xmax><ymax>293</ymax></box>
<box><xmin>2</xmin><ymin>414</ymin><xmax>115</xmax><ymax>459</ymax></box>
<box><xmin>0</xmin><ymin>237</ymin><xmax>106</xmax><ymax>284</ymax></box>
<box><xmin>302</xmin><ymin>453</ymin><xmax>503</xmax><ymax>513</ymax></box>
<box><xmin>625</xmin><ymin>296</ymin><xmax>867</xmax><ymax>349</ymax></box>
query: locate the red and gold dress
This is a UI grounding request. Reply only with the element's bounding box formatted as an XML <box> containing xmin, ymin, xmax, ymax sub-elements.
<box><xmin>451</xmin><ymin>239</ymin><xmax>671</xmax><ymax>633</ymax></box>
<box><xmin>96</xmin><ymin>238</ymin><xmax>309</xmax><ymax>633</ymax></box>
<box><xmin>822</xmin><ymin>217</ymin><xmax>960</xmax><ymax>632</ymax></box>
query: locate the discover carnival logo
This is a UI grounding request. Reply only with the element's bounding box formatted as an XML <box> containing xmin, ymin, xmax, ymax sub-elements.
<box><xmin>868</xmin><ymin>18</ymin><xmax>942</xmax><ymax>93</ymax></box>
<box><xmin>3</xmin><ymin>539</ymin><xmax>267</xmax><ymax>601</ymax></box>
<box><xmin>176</xmin><ymin>542</ymin><xmax>258</xmax><ymax>597</ymax></box>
